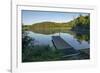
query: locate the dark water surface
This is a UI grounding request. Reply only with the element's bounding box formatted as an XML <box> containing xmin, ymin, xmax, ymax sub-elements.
<box><xmin>26</xmin><ymin>30</ymin><xmax>89</xmax><ymax>50</ymax></box>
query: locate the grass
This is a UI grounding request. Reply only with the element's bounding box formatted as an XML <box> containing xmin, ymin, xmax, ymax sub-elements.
<box><xmin>22</xmin><ymin>45</ymin><xmax>63</xmax><ymax>62</ymax></box>
<box><xmin>22</xmin><ymin>45</ymin><xmax>90</xmax><ymax>62</ymax></box>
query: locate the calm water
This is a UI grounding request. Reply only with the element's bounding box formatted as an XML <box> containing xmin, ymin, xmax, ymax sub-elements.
<box><xmin>26</xmin><ymin>31</ymin><xmax>90</xmax><ymax>50</ymax></box>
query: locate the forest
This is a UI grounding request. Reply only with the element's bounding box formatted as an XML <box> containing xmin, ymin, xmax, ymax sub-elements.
<box><xmin>22</xmin><ymin>15</ymin><xmax>90</xmax><ymax>33</ymax></box>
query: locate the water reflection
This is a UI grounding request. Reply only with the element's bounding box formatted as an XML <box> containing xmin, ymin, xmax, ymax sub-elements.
<box><xmin>74</xmin><ymin>32</ymin><xmax>90</xmax><ymax>43</ymax></box>
<box><xmin>26</xmin><ymin>30</ymin><xmax>90</xmax><ymax>50</ymax></box>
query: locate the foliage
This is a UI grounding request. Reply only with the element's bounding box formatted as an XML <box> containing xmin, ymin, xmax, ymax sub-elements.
<box><xmin>22</xmin><ymin>45</ymin><xmax>63</xmax><ymax>62</ymax></box>
<box><xmin>22</xmin><ymin>15</ymin><xmax>90</xmax><ymax>34</ymax></box>
<box><xmin>22</xmin><ymin>31</ymin><xmax>35</xmax><ymax>61</ymax></box>
<box><xmin>71</xmin><ymin>15</ymin><xmax>90</xmax><ymax>31</ymax></box>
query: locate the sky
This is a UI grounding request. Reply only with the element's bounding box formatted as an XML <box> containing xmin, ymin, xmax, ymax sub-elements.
<box><xmin>22</xmin><ymin>10</ymin><xmax>89</xmax><ymax>25</ymax></box>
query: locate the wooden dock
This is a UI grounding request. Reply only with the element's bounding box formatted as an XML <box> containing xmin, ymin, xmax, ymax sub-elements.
<box><xmin>52</xmin><ymin>36</ymin><xmax>79</xmax><ymax>57</ymax></box>
<box><xmin>52</xmin><ymin>36</ymin><xmax>73</xmax><ymax>49</ymax></box>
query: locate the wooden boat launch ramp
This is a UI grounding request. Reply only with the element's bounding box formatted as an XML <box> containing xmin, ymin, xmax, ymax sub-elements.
<box><xmin>52</xmin><ymin>36</ymin><xmax>79</xmax><ymax>57</ymax></box>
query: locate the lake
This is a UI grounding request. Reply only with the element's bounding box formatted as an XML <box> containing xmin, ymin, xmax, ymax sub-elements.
<box><xmin>26</xmin><ymin>30</ymin><xmax>90</xmax><ymax>50</ymax></box>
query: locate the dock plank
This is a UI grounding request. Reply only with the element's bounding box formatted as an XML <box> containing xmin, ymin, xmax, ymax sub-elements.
<box><xmin>52</xmin><ymin>36</ymin><xmax>72</xmax><ymax>49</ymax></box>
<box><xmin>52</xmin><ymin>36</ymin><xmax>79</xmax><ymax>56</ymax></box>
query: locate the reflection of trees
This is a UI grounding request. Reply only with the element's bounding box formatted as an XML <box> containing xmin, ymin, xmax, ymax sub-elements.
<box><xmin>74</xmin><ymin>32</ymin><xmax>90</xmax><ymax>43</ymax></box>
<box><xmin>31</xmin><ymin>28</ymin><xmax>68</xmax><ymax>35</ymax></box>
